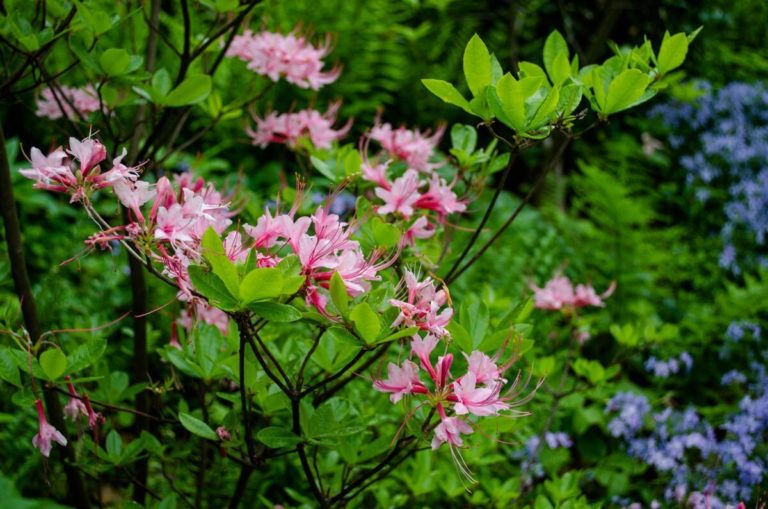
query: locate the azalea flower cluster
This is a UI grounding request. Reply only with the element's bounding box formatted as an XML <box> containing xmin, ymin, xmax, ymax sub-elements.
<box><xmin>373</xmin><ymin>273</ymin><xmax>527</xmax><ymax>475</ymax></box>
<box><xmin>530</xmin><ymin>272</ymin><xmax>615</xmax><ymax>311</ymax></box>
<box><xmin>19</xmin><ymin>137</ymin><xmax>137</xmax><ymax>203</ymax></box>
<box><xmin>247</xmin><ymin>103</ymin><xmax>351</xmax><ymax>149</ymax></box>
<box><xmin>226</xmin><ymin>29</ymin><xmax>340</xmax><ymax>89</ymax></box>
<box><xmin>374</xmin><ymin>333</ymin><xmax>519</xmax><ymax>462</ymax></box>
<box><xmin>240</xmin><ymin>204</ymin><xmax>393</xmax><ymax>315</ymax></box>
<box><xmin>361</xmin><ymin>122</ymin><xmax>465</xmax><ymax>244</ymax></box>
<box><xmin>389</xmin><ymin>269</ymin><xmax>453</xmax><ymax>337</ymax></box>
<box><xmin>368</xmin><ymin>121</ymin><xmax>446</xmax><ymax>173</ymax></box>
<box><xmin>36</xmin><ymin>85</ymin><xmax>100</xmax><ymax>120</ymax></box>
<box><xmin>20</xmin><ymin>135</ymin><xmax>395</xmax><ymax>326</ymax></box>
<box><xmin>19</xmin><ymin>136</ymin><xmax>232</xmax><ymax>332</ymax></box>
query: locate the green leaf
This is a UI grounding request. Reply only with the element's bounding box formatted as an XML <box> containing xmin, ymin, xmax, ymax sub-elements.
<box><xmin>350</xmin><ymin>303</ymin><xmax>380</xmax><ymax>344</ymax></box>
<box><xmin>421</xmin><ymin>79</ymin><xmax>473</xmax><ymax>115</ymax></box>
<box><xmin>371</xmin><ymin>218</ymin><xmax>401</xmax><ymax>248</ymax></box>
<box><xmin>247</xmin><ymin>302</ymin><xmax>302</xmax><ymax>322</ymax></box>
<box><xmin>106</xmin><ymin>429</ymin><xmax>123</xmax><ymax>459</ymax></box>
<box><xmin>450</xmin><ymin>124</ymin><xmax>477</xmax><ymax>153</ymax></box>
<box><xmin>39</xmin><ymin>349</ymin><xmax>67</xmax><ymax>381</ymax></box>
<box><xmin>657</xmin><ymin>31</ymin><xmax>688</xmax><ymax>74</ymax></box>
<box><xmin>99</xmin><ymin>48</ymin><xmax>130</xmax><ymax>77</ymax></box>
<box><xmin>162</xmin><ymin>75</ymin><xmax>212</xmax><ymax>107</ymax></box>
<box><xmin>257</xmin><ymin>426</ymin><xmax>301</xmax><ymax>448</ymax></box>
<box><xmin>543</xmin><ymin>30</ymin><xmax>569</xmax><ymax>83</ymax></box>
<box><xmin>463</xmin><ymin>34</ymin><xmax>492</xmax><ymax>97</ymax></box>
<box><xmin>188</xmin><ymin>265</ymin><xmax>238</xmax><ymax>310</ymax></box>
<box><xmin>556</xmin><ymin>82</ymin><xmax>583</xmax><ymax>116</ymax></box>
<box><xmin>281</xmin><ymin>275</ymin><xmax>306</xmax><ymax>295</ymax></box>
<box><xmin>549</xmin><ymin>52</ymin><xmax>571</xmax><ymax>85</ymax></box>
<box><xmin>495</xmin><ymin>73</ymin><xmax>526</xmax><ymax>130</ymax></box>
<box><xmin>330</xmin><ymin>272</ymin><xmax>349</xmax><ymax>317</ymax></box>
<box><xmin>604</xmin><ymin>69</ymin><xmax>651</xmax><ymax>114</ymax></box>
<box><xmin>240</xmin><ymin>268</ymin><xmax>284</xmax><ymax>304</ymax></box>
<box><xmin>518</xmin><ymin>61</ymin><xmax>547</xmax><ymax>80</ymax></box>
<box><xmin>528</xmin><ymin>85</ymin><xmax>560</xmax><ymax>130</ymax></box>
<box><xmin>200</xmin><ymin>228</ymin><xmax>240</xmax><ymax>298</ymax></box>
<box><xmin>179</xmin><ymin>412</ymin><xmax>218</xmax><ymax>440</ymax></box>
<box><xmin>446</xmin><ymin>321</ymin><xmax>472</xmax><ymax>352</ymax></box>
<box><xmin>311</xmin><ymin>155</ymin><xmax>337</xmax><ymax>182</ymax></box>
<box><xmin>152</xmin><ymin>68</ymin><xmax>172</xmax><ymax>96</ymax></box>
<box><xmin>0</xmin><ymin>347</ymin><xmax>21</xmax><ymax>387</ymax></box>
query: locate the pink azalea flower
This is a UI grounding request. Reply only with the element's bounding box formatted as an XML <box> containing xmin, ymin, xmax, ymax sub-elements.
<box><xmin>32</xmin><ymin>399</ymin><xmax>67</xmax><ymax>457</ymax></box>
<box><xmin>247</xmin><ymin>104</ymin><xmax>351</xmax><ymax>149</ymax></box>
<box><xmin>361</xmin><ymin>160</ymin><xmax>391</xmax><ymax>188</ymax></box>
<box><xmin>18</xmin><ymin>146</ymin><xmax>73</xmax><ymax>192</ymax></box>
<box><xmin>227</xmin><ymin>30</ymin><xmax>340</xmax><ymax>89</ymax></box>
<box><xmin>216</xmin><ymin>426</ymin><xmax>231</xmax><ymax>441</ymax></box>
<box><xmin>413</xmin><ymin>174</ymin><xmax>466</xmax><ymax>216</ymax></box>
<box><xmin>531</xmin><ymin>273</ymin><xmax>615</xmax><ymax>311</ymax></box>
<box><xmin>530</xmin><ymin>273</ymin><xmax>575</xmax><ymax>310</ymax></box>
<box><xmin>375</xmin><ymin>169</ymin><xmax>421</xmax><ymax>217</ymax></box>
<box><xmin>67</xmin><ymin>137</ymin><xmax>106</xmax><ymax>176</ymax></box>
<box><xmin>402</xmin><ymin>216</ymin><xmax>436</xmax><ymax>246</ymax></box>
<box><xmin>390</xmin><ymin>270</ymin><xmax>453</xmax><ymax>337</ymax></box>
<box><xmin>20</xmin><ymin>136</ymin><xmax>140</xmax><ymax>204</ymax></box>
<box><xmin>373</xmin><ymin>360</ymin><xmax>426</xmax><ymax>403</ymax></box>
<box><xmin>431</xmin><ymin>414</ymin><xmax>473</xmax><ymax>450</ymax></box>
<box><xmin>36</xmin><ymin>85</ymin><xmax>101</xmax><ymax>120</ymax></box>
<box><xmin>62</xmin><ymin>378</ymin><xmax>91</xmax><ymax>423</ymax></box>
<box><xmin>463</xmin><ymin>351</ymin><xmax>503</xmax><ymax>385</ymax></box>
<box><xmin>452</xmin><ymin>372</ymin><xmax>509</xmax><ymax>416</ymax></box>
<box><xmin>368</xmin><ymin>121</ymin><xmax>445</xmax><ymax>172</ymax></box>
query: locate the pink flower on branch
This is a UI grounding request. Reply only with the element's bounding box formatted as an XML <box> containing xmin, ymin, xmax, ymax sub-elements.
<box><xmin>373</xmin><ymin>360</ymin><xmax>426</xmax><ymax>403</ymax></box>
<box><xmin>32</xmin><ymin>399</ymin><xmax>67</xmax><ymax>457</ymax></box>
<box><xmin>247</xmin><ymin>104</ymin><xmax>351</xmax><ymax>149</ymax></box>
<box><xmin>36</xmin><ymin>85</ymin><xmax>101</xmax><ymax>120</ymax></box>
<box><xmin>390</xmin><ymin>270</ymin><xmax>453</xmax><ymax>337</ymax></box>
<box><xmin>372</xmin><ymin>333</ymin><xmax>530</xmax><ymax>467</ymax></box>
<box><xmin>63</xmin><ymin>379</ymin><xmax>87</xmax><ymax>422</ymax></box>
<box><xmin>375</xmin><ymin>169</ymin><xmax>421</xmax><ymax>218</ymax></box>
<box><xmin>530</xmin><ymin>272</ymin><xmax>615</xmax><ymax>311</ymax></box>
<box><xmin>226</xmin><ymin>30</ymin><xmax>340</xmax><ymax>90</ymax></box>
<box><xmin>20</xmin><ymin>136</ymin><xmax>142</xmax><ymax>204</ymax></box>
<box><xmin>368</xmin><ymin>121</ymin><xmax>445</xmax><ymax>173</ymax></box>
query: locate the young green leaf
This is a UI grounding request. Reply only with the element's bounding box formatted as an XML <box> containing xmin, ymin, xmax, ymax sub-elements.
<box><xmin>162</xmin><ymin>75</ymin><xmax>213</xmax><ymax>107</ymax></box>
<box><xmin>187</xmin><ymin>265</ymin><xmax>239</xmax><ymax>310</ymax></box>
<box><xmin>330</xmin><ymin>272</ymin><xmax>349</xmax><ymax>317</ymax></box>
<box><xmin>495</xmin><ymin>73</ymin><xmax>526</xmax><ymax>130</ymax></box>
<box><xmin>421</xmin><ymin>79</ymin><xmax>474</xmax><ymax>115</ymax></box>
<box><xmin>604</xmin><ymin>69</ymin><xmax>651</xmax><ymax>114</ymax></box>
<box><xmin>543</xmin><ymin>30</ymin><xmax>569</xmax><ymax>83</ymax></box>
<box><xmin>257</xmin><ymin>427</ymin><xmax>301</xmax><ymax>448</ymax></box>
<box><xmin>152</xmin><ymin>68</ymin><xmax>172</xmax><ymax>97</ymax></box>
<box><xmin>657</xmin><ymin>31</ymin><xmax>689</xmax><ymax>74</ymax></box>
<box><xmin>99</xmin><ymin>48</ymin><xmax>130</xmax><ymax>76</ymax></box>
<box><xmin>200</xmin><ymin>228</ymin><xmax>240</xmax><ymax>298</ymax></box>
<box><xmin>179</xmin><ymin>412</ymin><xmax>218</xmax><ymax>440</ymax></box>
<box><xmin>350</xmin><ymin>302</ymin><xmax>380</xmax><ymax>344</ymax></box>
<box><xmin>463</xmin><ymin>34</ymin><xmax>492</xmax><ymax>97</ymax></box>
<box><xmin>39</xmin><ymin>349</ymin><xmax>67</xmax><ymax>381</ymax></box>
<box><xmin>240</xmin><ymin>268</ymin><xmax>284</xmax><ymax>304</ymax></box>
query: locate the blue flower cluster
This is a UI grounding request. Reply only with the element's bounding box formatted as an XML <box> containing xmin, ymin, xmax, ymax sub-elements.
<box><xmin>649</xmin><ymin>82</ymin><xmax>768</xmax><ymax>273</ymax></box>
<box><xmin>645</xmin><ymin>351</ymin><xmax>693</xmax><ymax>378</ymax></box>
<box><xmin>605</xmin><ymin>360</ymin><xmax>768</xmax><ymax>503</ymax></box>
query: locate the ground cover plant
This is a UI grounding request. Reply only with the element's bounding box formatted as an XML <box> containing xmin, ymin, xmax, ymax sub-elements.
<box><xmin>0</xmin><ymin>1</ymin><xmax>766</xmax><ymax>508</ymax></box>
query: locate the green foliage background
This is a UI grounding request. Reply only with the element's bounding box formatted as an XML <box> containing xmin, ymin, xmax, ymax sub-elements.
<box><xmin>1</xmin><ymin>0</ymin><xmax>767</xmax><ymax>508</ymax></box>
